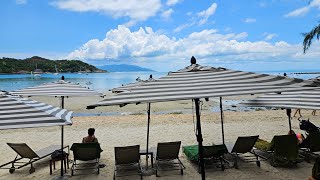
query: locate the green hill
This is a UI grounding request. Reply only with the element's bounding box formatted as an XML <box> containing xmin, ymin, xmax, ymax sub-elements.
<box><xmin>0</xmin><ymin>56</ymin><xmax>106</xmax><ymax>74</ymax></box>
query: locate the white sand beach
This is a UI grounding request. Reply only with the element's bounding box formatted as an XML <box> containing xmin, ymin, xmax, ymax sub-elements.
<box><xmin>0</xmin><ymin>95</ymin><xmax>318</xmax><ymax>179</ymax></box>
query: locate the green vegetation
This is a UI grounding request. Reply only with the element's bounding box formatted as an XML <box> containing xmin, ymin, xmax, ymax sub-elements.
<box><xmin>0</xmin><ymin>56</ymin><xmax>106</xmax><ymax>74</ymax></box>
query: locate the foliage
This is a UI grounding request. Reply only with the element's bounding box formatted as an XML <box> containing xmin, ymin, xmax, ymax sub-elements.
<box><xmin>303</xmin><ymin>24</ymin><xmax>320</xmax><ymax>53</ymax></box>
<box><xmin>0</xmin><ymin>56</ymin><xmax>106</xmax><ymax>74</ymax></box>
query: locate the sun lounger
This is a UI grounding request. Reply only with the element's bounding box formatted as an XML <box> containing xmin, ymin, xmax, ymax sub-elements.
<box><xmin>0</xmin><ymin>143</ymin><xmax>68</xmax><ymax>174</ymax></box>
<box><xmin>300</xmin><ymin>132</ymin><xmax>320</xmax><ymax>162</ymax></box>
<box><xmin>254</xmin><ymin>134</ymin><xmax>300</xmax><ymax>167</ymax></box>
<box><xmin>183</xmin><ymin>144</ymin><xmax>228</xmax><ymax>172</ymax></box>
<box><xmin>155</xmin><ymin>141</ymin><xmax>185</xmax><ymax>177</ymax></box>
<box><xmin>229</xmin><ymin>135</ymin><xmax>260</xmax><ymax>169</ymax></box>
<box><xmin>70</xmin><ymin>143</ymin><xmax>102</xmax><ymax>176</ymax></box>
<box><xmin>114</xmin><ymin>145</ymin><xmax>142</xmax><ymax>180</ymax></box>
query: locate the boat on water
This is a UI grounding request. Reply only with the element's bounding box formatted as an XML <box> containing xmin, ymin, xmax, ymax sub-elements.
<box><xmin>53</xmin><ymin>65</ymin><xmax>59</xmax><ymax>75</ymax></box>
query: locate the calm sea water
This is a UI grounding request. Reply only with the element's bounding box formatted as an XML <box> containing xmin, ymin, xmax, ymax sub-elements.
<box><xmin>0</xmin><ymin>72</ymin><xmax>167</xmax><ymax>93</ymax></box>
<box><xmin>0</xmin><ymin>70</ymin><xmax>318</xmax><ymax>93</ymax></box>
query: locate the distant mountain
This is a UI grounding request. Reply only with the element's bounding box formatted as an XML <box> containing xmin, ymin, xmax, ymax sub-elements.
<box><xmin>0</xmin><ymin>56</ymin><xmax>106</xmax><ymax>74</ymax></box>
<box><xmin>98</xmin><ymin>64</ymin><xmax>155</xmax><ymax>72</ymax></box>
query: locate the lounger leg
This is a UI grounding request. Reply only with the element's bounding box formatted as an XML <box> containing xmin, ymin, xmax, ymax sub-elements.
<box><xmin>64</xmin><ymin>158</ymin><xmax>67</xmax><ymax>173</ymax></box>
<box><xmin>50</xmin><ymin>160</ymin><xmax>52</xmax><ymax>175</ymax></box>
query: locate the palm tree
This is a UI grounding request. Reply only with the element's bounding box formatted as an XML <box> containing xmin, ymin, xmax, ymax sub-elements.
<box><xmin>303</xmin><ymin>23</ymin><xmax>320</xmax><ymax>53</ymax></box>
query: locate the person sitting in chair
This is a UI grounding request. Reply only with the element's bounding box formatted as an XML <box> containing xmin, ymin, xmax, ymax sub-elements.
<box><xmin>288</xmin><ymin>130</ymin><xmax>305</xmax><ymax>145</ymax></box>
<box><xmin>82</xmin><ymin>128</ymin><xmax>99</xmax><ymax>143</ymax></box>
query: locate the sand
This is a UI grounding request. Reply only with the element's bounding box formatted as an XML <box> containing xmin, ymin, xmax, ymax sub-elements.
<box><xmin>0</xmin><ymin>95</ymin><xmax>317</xmax><ymax>179</ymax></box>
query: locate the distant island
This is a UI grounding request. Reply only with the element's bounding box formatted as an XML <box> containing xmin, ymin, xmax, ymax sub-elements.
<box><xmin>98</xmin><ymin>64</ymin><xmax>155</xmax><ymax>72</ymax></box>
<box><xmin>0</xmin><ymin>56</ymin><xmax>106</xmax><ymax>74</ymax></box>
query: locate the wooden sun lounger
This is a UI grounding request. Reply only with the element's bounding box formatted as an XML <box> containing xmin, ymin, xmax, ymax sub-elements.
<box><xmin>0</xmin><ymin>143</ymin><xmax>69</xmax><ymax>174</ymax></box>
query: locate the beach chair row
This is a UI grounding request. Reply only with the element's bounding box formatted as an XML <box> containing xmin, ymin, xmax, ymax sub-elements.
<box><xmin>1</xmin><ymin>134</ymin><xmax>319</xmax><ymax>178</ymax></box>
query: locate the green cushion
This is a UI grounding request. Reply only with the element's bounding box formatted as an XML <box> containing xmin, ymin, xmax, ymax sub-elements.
<box><xmin>254</xmin><ymin>138</ymin><xmax>271</xmax><ymax>151</ymax></box>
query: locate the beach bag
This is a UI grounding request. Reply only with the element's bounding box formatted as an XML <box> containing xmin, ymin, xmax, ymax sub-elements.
<box><xmin>312</xmin><ymin>157</ymin><xmax>320</xmax><ymax>179</ymax></box>
<box><xmin>51</xmin><ymin>150</ymin><xmax>68</xmax><ymax>159</ymax></box>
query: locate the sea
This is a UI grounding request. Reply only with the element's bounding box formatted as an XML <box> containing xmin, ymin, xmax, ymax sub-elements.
<box><xmin>0</xmin><ymin>70</ymin><xmax>318</xmax><ymax>93</ymax></box>
<box><xmin>0</xmin><ymin>70</ymin><xmax>318</xmax><ymax>115</ymax></box>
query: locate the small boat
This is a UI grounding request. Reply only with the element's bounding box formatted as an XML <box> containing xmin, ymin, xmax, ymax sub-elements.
<box><xmin>53</xmin><ymin>65</ymin><xmax>59</xmax><ymax>75</ymax></box>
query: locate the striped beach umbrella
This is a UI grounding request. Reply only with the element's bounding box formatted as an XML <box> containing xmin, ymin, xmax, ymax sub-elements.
<box><xmin>241</xmin><ymin>90</ymin><xmax>320</xmax><ymax>131</ymax></box>
<box><xmin>88</xmin><ymin>57</ymin><xmax>320</xmax><ymax>180</ymax></box>
<box><xmin>11</xmin><ymin>76</ymin><xmax>101</xmax><ymax>177</ymax></box>
<box><xmin>0</xmin><ymin>92</ymin><xmax>73</xmax><ymax>129</ymax></box>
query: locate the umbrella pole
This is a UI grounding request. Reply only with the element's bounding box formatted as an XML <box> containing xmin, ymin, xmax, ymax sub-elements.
<box><xmin>194</xmin><ymin>99</ymin><xmax>205</xmax><ymax>180</ymax></box>
<box><xmin>286</xmin><ymin>109</ymin><xmax>292</xmax><ymax>132</ymax></box>
<box><xmin>146</xmin><ymin>103</ymin><xmax>151</xmax><ymax>169</ymax></box>
<box><xmin>220</xmin><ymin>97</ymin><xmax>225</xmax><ymax>144</ymax></box>
<box><xmin>60</xmin><ymin>96</ymin><xmax>64</xmax><ymax>177</ymax></box>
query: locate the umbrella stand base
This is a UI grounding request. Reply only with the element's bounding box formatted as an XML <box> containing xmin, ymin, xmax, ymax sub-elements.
<box><xmin>52</xmin><ymin>175</ymin><xmax>71</xmax><ymax>180</ymax></box>
<box><xmin>141</xmin><ymin>166</ymin><xmax>155</xmax><ymax>176</ymax></box>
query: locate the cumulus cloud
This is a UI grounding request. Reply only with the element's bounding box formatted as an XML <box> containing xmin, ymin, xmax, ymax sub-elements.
<box><xmin>197</xmin><ymin>3</ymin><xmax>217</xmax><ymax>25</ymax></box>
<box><xmin>16</xmin><ymin>0</ymin><xmax>27</xmax><ymax>5</ymax></box>
<box><xmin>263</xmin><ymin>33</ymin><xmax>277</xmax><ymax>40</ymax></box>
<box><xmin>64</xmin><ymin>25</ymin><xmax>320</xmax><ymax>72</ymax></box>
<box><xmin>166</xmin><ymin>0</ymin><xmax>182</xmax><ymax>6</ymax></box>
<box><xmin>243</xmin><ymin>18</ymin><xmax>256</xmax><ymax>23</ymax></box>
<box><xmin>284</xmin><ymin>0</ymin><xmax>320</xmax><ymax>17</ymax></box>
<box><xmin>161</xmin><ymin>9</ymin><xmax>173</xmax><ymax>19</ymax></box>
<box><xmin>51</xmin><ymin>0</ymin><xmax>161</xmax><ymax>23</ymax></box>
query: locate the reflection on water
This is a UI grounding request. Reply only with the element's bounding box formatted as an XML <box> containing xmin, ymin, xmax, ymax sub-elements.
<box><xmin>0</xmin><ymin>72</ymin><xmax>166</xmax><ymax>93</ymax></box>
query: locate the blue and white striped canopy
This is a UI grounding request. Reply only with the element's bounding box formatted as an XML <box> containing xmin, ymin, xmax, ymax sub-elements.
<box><xmin>11</xmin><ymin>80</ymin><xmax>101</xmax><ymax>97</ymax></box>
<box><xmin>0</xmin><ymin>92</ymin><xmax>73</xmax><ymax>130</ymax></box>
<box><xmin>242</xmin><ymin>90</ymin><xmax>320</xmax><ymax>110</ymax></box>
<box><xmin>88</xmin><ymin>64</ymin><xmax>320</xmax><ymax>108</ymax></box>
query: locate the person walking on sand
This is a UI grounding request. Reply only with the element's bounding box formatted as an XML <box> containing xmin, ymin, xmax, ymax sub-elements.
<box><xmin>293</xmin><ymin>109</ymin><xmax>302</xmax><ymax>117</ymax></box>
<box><xmin>312</xmin><ymin>110</ymin><xmax>317</xmax><ymax>116</ymax></box>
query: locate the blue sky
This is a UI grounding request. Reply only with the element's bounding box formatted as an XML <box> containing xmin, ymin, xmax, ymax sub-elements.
<box><xmin>1</xmin><ymin>0</ymin><xmax>320</xmax><ymax>72</ymax></box>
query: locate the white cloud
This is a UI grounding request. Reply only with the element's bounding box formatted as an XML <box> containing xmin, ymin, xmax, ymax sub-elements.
<box><xmin>51</xmin><ymin>0</ymin><xmax>162</xmax><ymax>23</ymax></box>
<box><xmin>16</xmin><ymin>0</ymin><xmax>27</xmax><ymax>5</ymax></box>
<box><xmin>285</xmin><ymin>0</ymin><xmax>320</xmax><ymax>17</ymax></box>
<box><xmin>161</xmin><ymin>9</ymin><xmax>173</xmax><ymax>19</ymax></box>
<box><xmin>173</xmin><ymin>22</ymin><xmax>195</xmax><ymax>32</ymax></box>
<box><xmin>263</xmin><ymin>33</ymin><xmax>277</xmax><ymax>40</ymax></box>
<box><xmin>166</xmin><ymin>0</ymin><xmax>182</xmax><ymax>6</ymax></box>
<box><xmin>197</xmin><ymin>3</ymin><xmax>217</xmax><ymax>25</ymax></box>
<box><xmin>243</xmin><ymin>18</ymin><xmax>256</xmax><ymax>23</ymax></box>
<box><xmin>284</xmin><ymin>6</ymin><xmax>310</xmax><ymax>17</ymax></box>
<box><xmin>65</xmin><ymin>25</ymin><xmax>320</xmax><ymax>72</ymax></box>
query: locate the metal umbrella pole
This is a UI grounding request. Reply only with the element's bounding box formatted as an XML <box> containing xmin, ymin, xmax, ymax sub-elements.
<box><xmin>220</xmin><ymin>97</ymin><xmax>225</xmax><ymax>144</ymax></box>
<box><xmin>286</xmin><ymin>109</ymin><xmax>292</xmax><ymax>131</ymax></box>
<box><xmin>194</xmin><ymin>98</ymin><xmax>205</xmax><ymax>180</ymax></box>
<box><xmin>60</xmin><ymin>96</ymin><xmax>65</xmax><ymax>177</ymax></box>
<box><xmin>146</xmin><ymin>103</ymin><xmax>151</xmax><ymax>169</ymax></box>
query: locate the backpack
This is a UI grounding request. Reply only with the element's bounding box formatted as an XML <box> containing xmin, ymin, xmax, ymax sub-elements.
<box><xmin>312</xmin><ymin>157</ymin><xmax>320</xmax><ymax>179</ymax></box>
<box><xmin>51</xmin><ymin>150</ymin><xmax>68</xmax><ymax>159</ymax></box>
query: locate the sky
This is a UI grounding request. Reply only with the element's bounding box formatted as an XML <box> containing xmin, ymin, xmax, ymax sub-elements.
<box><xmin>1</xmin><ymin>0</ymin><xmax>320</xmax><ymax>72</ymax></box>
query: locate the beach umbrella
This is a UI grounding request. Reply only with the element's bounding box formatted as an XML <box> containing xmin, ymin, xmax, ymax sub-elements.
<box><xmin>11</xmin><ymin>76</ymin><xmax>101</xmax><ymax>177</ymax></box>
<box><xmin>112</xmin><ymin>75</ymin><xmax>155</xmax><ymax>170</ymax></box>
<box><xmin>241</xmin><ymin>90</ymin><xmax>320</xmax><ymax>131</ymax></box>
<box><xmin>0</xmin><ymin>91</ymin><xmax>73</xmax><ymax>129</ymax></box>
<box><xmin>88</xmin><ymin>57</ymin><xmax>320</xmax><ymax>180</ymax></box>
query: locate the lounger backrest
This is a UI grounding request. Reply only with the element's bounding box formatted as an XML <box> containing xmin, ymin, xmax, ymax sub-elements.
<box><xmin>71</xmin><ymin>143</ymin><xmax>101</xmax><ymax>161</ymax></box>
<box><xmin>7</xmin><ymin>143</ymin><xmax>39</xmax><ymax>159</ymax></box>
<box><xmin>308</xmin><ymin>132</ymin><xmax>320</xmax><ymax>152</ymax></box>
<box><xmin>231</xmin><ymin>135</ymin><xmax>259</xmax><ymax>153</ymax></box>
<box><xmin>274</xmin><ymin>134</ymin><xmax>298</xmax><ymax>161</ymax></box>
<box><xmin>115</xmin><ymin>145</ymin><xmax>140</xmax><ymax>165</ymax></box>
<box><xmin>157</xmin><ymin>141</ymin><xmax>181</xmax><ymax>160</ymax></box>
<box><xmin>203</xmin><ymin>144</ymin><xmax>228</xmax><ymax>158</ymax></box>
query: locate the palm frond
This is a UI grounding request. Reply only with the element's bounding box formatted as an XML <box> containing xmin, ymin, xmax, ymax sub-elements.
<box><xmin>303</xmin><ymin>23</ymin><xmax>320</xmax><ymax>53</ymax></box>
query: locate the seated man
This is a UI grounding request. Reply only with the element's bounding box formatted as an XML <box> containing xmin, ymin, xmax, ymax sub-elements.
<box><xmin>82</xmin><ymin>128</ymin><xmax>99</xmax><ymax>143</ymax></box>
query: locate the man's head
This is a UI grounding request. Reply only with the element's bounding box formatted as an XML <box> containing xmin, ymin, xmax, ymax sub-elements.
<box><xmin>88</xmin><ymin>128</ymin><xmax>95</xmax><ymax>136</ymax></box>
